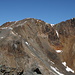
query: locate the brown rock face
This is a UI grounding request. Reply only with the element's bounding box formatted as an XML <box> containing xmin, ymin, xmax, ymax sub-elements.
<box><xmin>0</xmin><ymin>18</ymin><xmax>75</xmax><ymax>75</ymax></box>
<box><xmin>53</xmin><ymin>18</ymin><xmax>75</xmax><ymax>71</ymax></box>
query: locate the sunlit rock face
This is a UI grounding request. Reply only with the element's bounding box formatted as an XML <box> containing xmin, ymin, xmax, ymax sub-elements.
<box><xmin>53</xmin><ymin>18</ymin><xmax>75</xmax><ymax>71</ymax></box>
<box><xmin>0</xmin><ymin>18</ymin><xmax>74</xmax><ymax>75</ymax></box>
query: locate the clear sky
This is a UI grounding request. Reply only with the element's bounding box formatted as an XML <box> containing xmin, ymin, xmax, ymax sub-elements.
<box><xmin>0</xmin><ymin>0</ymin><xmax>75</xmax><ymax>25</ymax></box>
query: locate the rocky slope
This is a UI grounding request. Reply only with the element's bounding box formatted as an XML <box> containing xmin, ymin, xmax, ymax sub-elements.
<box><xmin>0</xmin><ymin>18</ymin><xmax>75</xmax><ymax>75</ymax></box>
<box><xmin>54</xmin><ymin>18</ymin><xmax>75</xmax><ymax>71</ymax></box>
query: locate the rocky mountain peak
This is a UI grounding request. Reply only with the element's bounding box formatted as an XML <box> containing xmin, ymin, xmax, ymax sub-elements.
<box><xmin>0</xmin><ymin>18</ymin><xmax>75</xmax><ymax>75</ymax></box>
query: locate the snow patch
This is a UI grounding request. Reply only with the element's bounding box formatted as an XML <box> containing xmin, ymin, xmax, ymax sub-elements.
<box><xmin>56</xmin><ymin>30</ymin><xmax>59</xmax><ymax>37</ymax></box>
<box><xmin>0</xmin><ymin>37</ymin><xmax>3</xmax><ymax>39</ymax></box>
<box><xmin>62</xmin><ymin>62</ymin><xmax>74</xmax><ymax>73</ymax></box>
<box><xmin>51</xmin><ymin>24</ymin><xmax>55</xmax><ymax>27</ymax></box>
<box><xmin>2</xmin><ymin>27</ymin><xmax>13</xmax><ymax>29</ymax></box>
<box><xmin>25</xmin><ymin>42</ymin><xmax>30</xmax><ymax>46</ymax></box>
<box><xmin>48</xmin><ymin>59</ymin><xmax>54</xmax><ymax>64</ymax></box>
<box><xmin>50</xmin><ymin>60</ymin><xmax>55</xmax><ymax>64</ymax></box>
<box><xmin>66</xmin><ymin>66</ymin><xmax>74</xmax><ymax>73</ymax></box>
<box><xmin>50</xmin><ymin>66</ymin><xmax>64</xmax><ymax>75</ymax></box>
<box><xmin>62</xmin><ymin>62</ymin><xmax>66</xmax><ymax>66</ymax></box>
<box><xmin>56</xmin><ymin>50</ymin><xmax>63</xmax><ymax>53</ymax></box>
<box><xmin>25</xmin><ymin>42</ymin><xmax>29</xmax><ymax>45</ymax></box>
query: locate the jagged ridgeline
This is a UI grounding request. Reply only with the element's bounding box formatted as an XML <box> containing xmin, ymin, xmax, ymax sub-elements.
<box><xmin>0</xmin><ymin>18</ymin><xmax>75</xmax><ymax>75</ymax></box>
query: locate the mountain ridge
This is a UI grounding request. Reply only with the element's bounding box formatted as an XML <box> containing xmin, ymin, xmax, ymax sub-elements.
<box><xmin>0</xmin><ymin>18</ymin><xmax>75</xmax><ymax>75</ymax></box>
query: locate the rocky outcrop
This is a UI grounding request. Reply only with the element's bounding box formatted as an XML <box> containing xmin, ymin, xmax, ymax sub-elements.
<box><xmin>0</xmin><ymin>18</ymin><xmax>75</xmax><ymax>75</ymax></box>
<box><xmin>53</xmin><ymin>18</ymin><xmax>75</xmax><ymax>71</ymax></box>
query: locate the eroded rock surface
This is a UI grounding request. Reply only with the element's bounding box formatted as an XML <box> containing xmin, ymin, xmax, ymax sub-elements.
<box><xmin>0</xmin><ymin>18</ymin><xmax>75</xmax><ymax>75</ymax></box>
<box><xmin>53</xmin><ymin>18</ymin><xmax>75</xmax><ymax>71</ymax></box>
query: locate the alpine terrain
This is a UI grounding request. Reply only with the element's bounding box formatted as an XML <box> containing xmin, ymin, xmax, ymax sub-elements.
<box><xmin>0</xmin><ymin>18</ymin><xmax>75</xmax><ymax>75</ymax></box>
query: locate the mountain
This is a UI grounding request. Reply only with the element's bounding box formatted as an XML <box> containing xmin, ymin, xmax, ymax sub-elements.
<box><xmin>0</xmin><ymin>18</ymin><xmax>75</xmax><ymax>75</ymax></box>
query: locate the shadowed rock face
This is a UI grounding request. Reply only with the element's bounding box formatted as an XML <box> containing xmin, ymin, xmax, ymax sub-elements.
<box><xmin>0</xmin><ymin>18</ymin><xmax>75</xmax><ymax>75</ymax></box>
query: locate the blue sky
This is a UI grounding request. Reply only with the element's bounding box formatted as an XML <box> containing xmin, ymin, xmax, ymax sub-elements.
<box><xmin>0</xmin><ymin>0</ymin><xmax>75</xmax><ymax>25</ymax></box>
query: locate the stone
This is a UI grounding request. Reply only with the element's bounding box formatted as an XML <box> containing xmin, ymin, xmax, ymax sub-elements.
<box><xmin>0</xmin><ymin>18</ymin><xmax>75</xmax><ymax>75</ymax></box>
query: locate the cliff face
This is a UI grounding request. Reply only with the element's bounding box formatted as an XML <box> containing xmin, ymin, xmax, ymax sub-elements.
<box><xmin>0</xmin><ymin>18</ymin><xmax>75</xmax><ymax>75</ymax></box>
<box><xmin>53</xmin><ymin>18</ymin><xmax>75</xmax><ymax>71</ymax></box>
